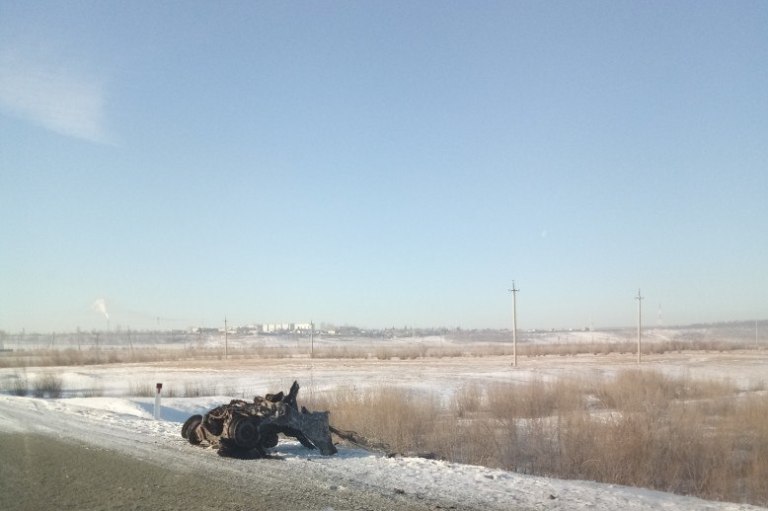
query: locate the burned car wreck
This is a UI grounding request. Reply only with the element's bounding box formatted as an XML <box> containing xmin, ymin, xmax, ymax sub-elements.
<box><xmin>181</xmin><ymin>380</ymin><xmax>337</xmax><ymax>458</ymax></box>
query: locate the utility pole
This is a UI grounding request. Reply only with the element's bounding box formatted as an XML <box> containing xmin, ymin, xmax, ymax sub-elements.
<box><xmin>635</xmin><ymin>289</ymin><xmax>643</xmax><ymax>364</ymax></box>
<box><xmin>310</xmin><ymin>321</ymin><xmax>315</xmax><ymax>359</ymax></box>
<box><xmin>224</xmin><ymin>317</ymin><xmax>228</xmax><ymax>360</ymax></box>
<box><xmin>509</xmin><ymin>282</ymin><xmax>519</xmax><ymax>367</ymax></box>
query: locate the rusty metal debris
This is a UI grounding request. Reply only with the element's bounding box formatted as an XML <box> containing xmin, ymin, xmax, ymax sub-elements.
<box><xmin>181</xmin><ymin>380</ymin><xmax>336</xmax><ymax>457</ymax></box>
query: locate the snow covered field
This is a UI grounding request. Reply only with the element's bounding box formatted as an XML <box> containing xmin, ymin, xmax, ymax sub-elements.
<box><xmin>1</xmin><ymin>346</ymin><xmax>766</xmax><ymax>510</ymax></box>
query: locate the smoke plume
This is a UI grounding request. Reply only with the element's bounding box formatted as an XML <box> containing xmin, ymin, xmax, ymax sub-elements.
<box><xmin>91</xmin><ymin>298</ymin><xmax>110</xmax><ymax>320</ymax></box>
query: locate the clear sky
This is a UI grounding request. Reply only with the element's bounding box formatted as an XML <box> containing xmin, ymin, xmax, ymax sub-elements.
<box><xmin>1</xmin><ymin>1</ymin><xmax>766</xmax><ymax>333</ymax></box>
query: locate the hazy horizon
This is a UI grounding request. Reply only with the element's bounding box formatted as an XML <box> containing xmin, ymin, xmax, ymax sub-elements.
<box><xmin>2</xmin><ymin>313</ymin><xmax>765</xmax><ymax>337</ymax></box>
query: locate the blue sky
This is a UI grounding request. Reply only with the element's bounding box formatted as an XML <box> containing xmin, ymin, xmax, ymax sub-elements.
<box><xmin>1</xmin><ymin>1</ymin><xmax>766</xmax><ymax>333</ymax></box>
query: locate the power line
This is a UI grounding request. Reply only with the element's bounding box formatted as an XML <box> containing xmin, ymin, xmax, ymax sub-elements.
<box><xmin>224</xmin><ymin>317</ymin><xmax>228</xmax><ymax>360</ymax></box>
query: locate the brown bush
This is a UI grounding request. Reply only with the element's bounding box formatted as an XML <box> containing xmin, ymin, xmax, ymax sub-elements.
<box><xmin>319</xmin><ymin>371</ymin><xmax>768</xmax><ymax>507</ymax></box>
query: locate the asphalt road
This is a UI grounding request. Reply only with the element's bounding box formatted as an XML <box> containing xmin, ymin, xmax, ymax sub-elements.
<box><xmin>0</xmin><ymin>433</ymin><xmax>461</xmax><ymax>511</ymax></box>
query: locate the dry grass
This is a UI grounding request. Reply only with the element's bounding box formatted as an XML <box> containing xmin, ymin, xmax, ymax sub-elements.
<box><xmin>1</xmin><ymin>336</ymin><xmax>759</xmax><ymax>369</ymax></box>
<box><xmin>316</xmin><ymin>371</ymin><xmax>768</xmax><ymax>507</ymax></box>
<box><xmin>128</xmin><ymin>382</ymin><xmax>156</xmax><ymax>397</ymax></box>
<box><xmin>183</xmin><ymin>382</ymin><xmax>220</xmax><ymax>397</ymax></box>
<box><xmin>310</xmin><ymin>386</ymin><xmax>445</xmax><ymax>455</ymax></box>
<box><xmin>0</xmin><ymin>345</ymin><xmax>296</xmax><ymax>369</ymax></box>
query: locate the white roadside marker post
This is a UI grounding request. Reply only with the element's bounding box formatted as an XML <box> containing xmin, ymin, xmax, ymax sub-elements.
<box><xmin>154</xmin><ymin>382</ymin><xmax>163</xmax><ymax>420</ymax></box>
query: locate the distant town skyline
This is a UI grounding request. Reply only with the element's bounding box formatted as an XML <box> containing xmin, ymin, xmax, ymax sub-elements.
<box><xmin>2</xmin><ymin>2</ymin><xmax>766</xmax><ymax>333</ymax></box>
<box><xmin>2</xmin><ymin>310</ymin><xmax>763</xmax><ymax>336</ymax></box>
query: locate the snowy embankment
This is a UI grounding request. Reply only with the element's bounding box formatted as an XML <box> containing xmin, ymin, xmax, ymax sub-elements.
<box><xmin>0</xmin><ymin>388</ymin><xmax>763</xmax><ymax>511</ymax></box>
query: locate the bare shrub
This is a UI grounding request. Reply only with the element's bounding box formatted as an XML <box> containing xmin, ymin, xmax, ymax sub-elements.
<box><xmin>556</xmin><ymin>403</ymin><xmax>736</xmax><ymax>496</ymax></box>
<box><xmin>595</xmin><ymin>370</ymin><xmax>679</xmax><ymax>413</ymax></box>
<box><xmin>433</xmin><ymin>415</ymin><xmax>500</xmax><ymax>466</ymax></box>
<box><xmin>716</xmin><ymin>392</ymin><xmax>768</xmax><ymax>504</ymax></box>
<box><xmin>3</xmin><ymin>371</ymin><xmax>29</xmax><ymax>396</ymax></box>
<box><xmin>487</xmin><ymin>378</ymin><xmax>582</xmax><ymax>420</ymax></box>
<box><xmin>11</xmin><ymin>379</ymin><xmax>29</xmax><ymax>396</ymax></box>
<box><xmin>32</xmin><ymin>373</ymin><xmax>63</xmax><ymax>398</ymax></box>
<box><xmin>128</xmin><ymin>382</ymin><xmax>155</xmax><ymax>397</ymax></box>
<box><xmin>453</xmin><ymin>382</ymin><xmax>483</xmax><ymax>418</ymax></box>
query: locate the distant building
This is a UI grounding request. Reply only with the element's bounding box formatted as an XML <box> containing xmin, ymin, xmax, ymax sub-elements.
<box><xmin>256</xmin><ymin>322</ymin><xmax>312</xmax><ymax>333</ymax></box>
<box><xmin>190</xmin><ymin>327</ymin><xmax>219</xmax><ymax>335</ymax></box>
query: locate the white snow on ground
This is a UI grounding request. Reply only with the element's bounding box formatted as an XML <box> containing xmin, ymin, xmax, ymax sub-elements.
<box><xmin>1</xmin><ymin>352</ymin><xmax>766</xmax><ymax>511</ymax></box>
<box><xmin>1</xmin><ymin>392</ymin><xmax>764</xmax><ymax>511</ymax></box>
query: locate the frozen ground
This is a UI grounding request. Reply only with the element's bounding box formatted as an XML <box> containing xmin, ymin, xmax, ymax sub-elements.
<box><xmin>4</xmin><ymin>348</ymin><xmax>766</xmax><ymax>399</ymax></box>
<box><xmin>1</xmin><ymin>348</ymin><xmax>766</xmax><ymax>510</ymax></box>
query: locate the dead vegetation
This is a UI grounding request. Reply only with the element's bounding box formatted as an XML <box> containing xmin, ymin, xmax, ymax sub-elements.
<box><xmin>0</xmin><ymin>337</ymin><xmax>762</xmax><ymax>369</ymax></box>
<box><xmin>311</xmin><ymin>370</ymin><xmax>768</xmax><ymax>507</ymax></box>
<box><xmin>1</xmin><ymin>371</ymin><xmax>65</xmax><ymax>398</ymax></box>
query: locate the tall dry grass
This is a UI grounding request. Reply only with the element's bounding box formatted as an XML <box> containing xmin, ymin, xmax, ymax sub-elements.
<box><xmin>316</xmin><ymin>371</ymin><xmax>768</xmax><ymax>507</ymax></box>
<box><xmin>311</xmin><ymin>386</ymin><xmax>444</xmax><ymax>455</ymax></box>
